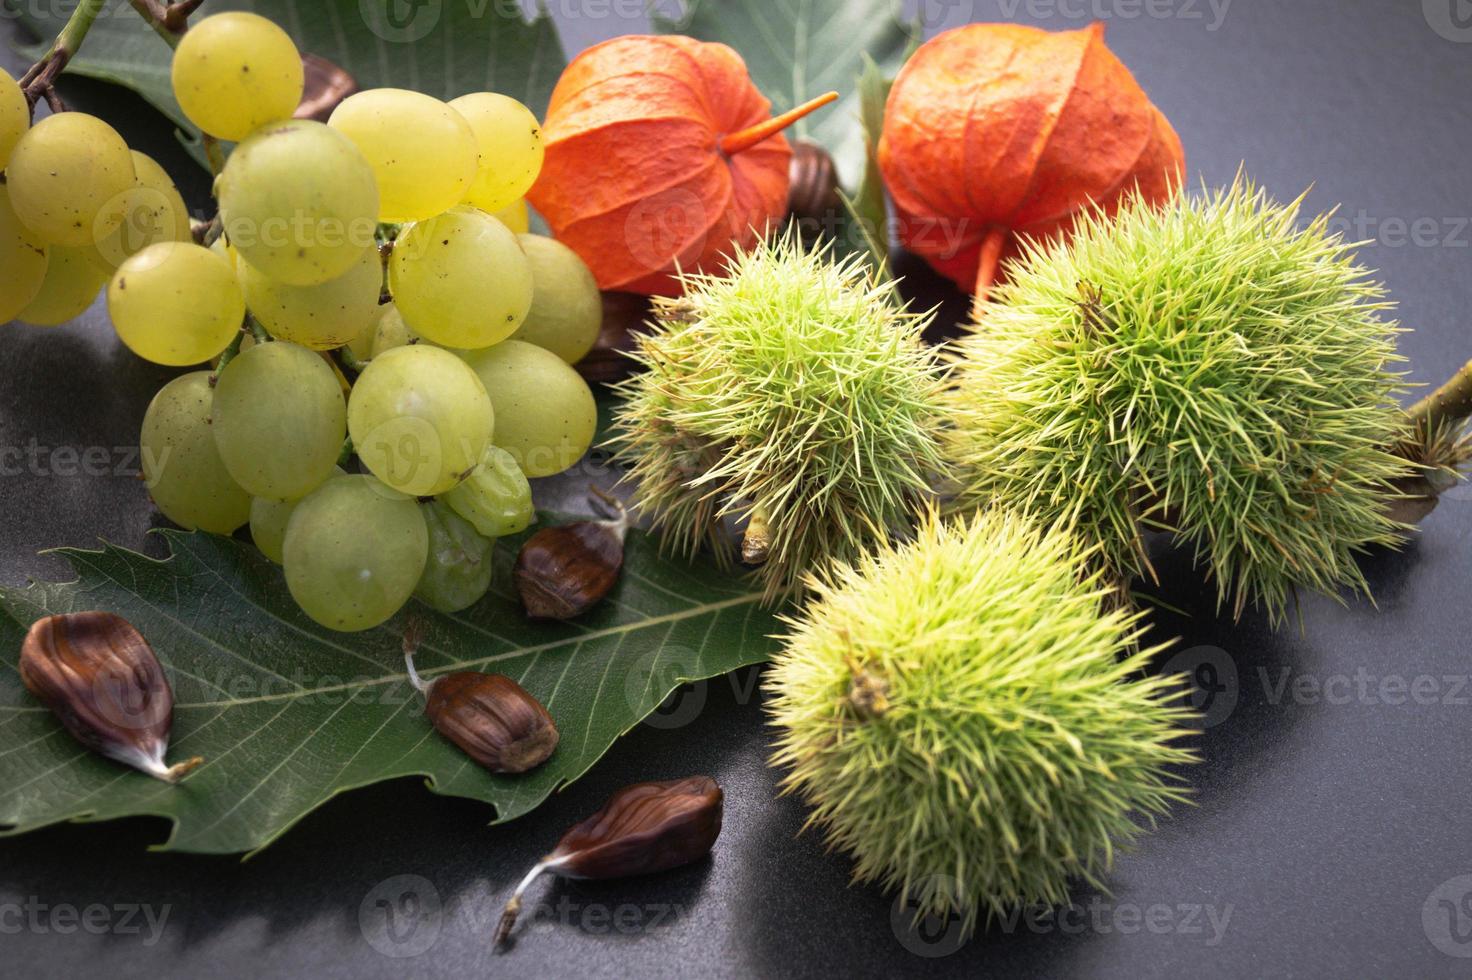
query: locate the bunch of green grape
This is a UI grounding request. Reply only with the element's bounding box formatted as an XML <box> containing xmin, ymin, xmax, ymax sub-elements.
<box><xmin>3</xmin><ymin>12</ymin><xmax>607</xmax><ymax>632</ymax></box>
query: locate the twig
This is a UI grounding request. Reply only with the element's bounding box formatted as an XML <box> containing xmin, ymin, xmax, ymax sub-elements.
<box><xmin>1407</xmin><ymin>357</ymin><xmax>1472</xmax><ymax>437</ymax></box>
<box><xmin>20</xmin><ymin>0</ymin><xmax>108</xmax><ymax>113</ymax></box>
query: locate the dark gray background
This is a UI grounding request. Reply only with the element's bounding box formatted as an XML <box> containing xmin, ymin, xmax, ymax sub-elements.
<box><xmin>5</xmin><ymin>0</ymin><xmax>1472</xmax><ymax>976</ymax></box>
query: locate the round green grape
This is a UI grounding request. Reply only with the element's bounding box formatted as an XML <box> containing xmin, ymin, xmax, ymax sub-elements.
<box><xmin>348</xmin><ymin>344</ymin><xmax>494</xmax><ymax>496</ymax></box>
<box><xmin>239</xmin><ymin>239</ymin><xmax>382</xmax><ymax>349</ymax></box>
<box><xmin>140</xmin><ymin>372</ymin><xmax>252</xmax><ymax>534</ymax></box>
<box><xmin>0</xmin><ymin>66</ymin><xmax>26</xmax><ymax>171</ymax></box>
<box><xmin>171</xmin><ymin>12</ymin><xmax>304</xmax><ymax>141</ymax></box>
<box><xmin>510</xmin><ymin>234</ymin><xmax>602</xmax><ymax>363</ymax></box>
<box><xmin>1</xmin><ymin>184</ymin><xmax>50</xmax><ymax>324</ymax></box>
<box><xmin>283</xmin><ymin>474</ymin><xmax>428</xmax><ymax>632</ymax></box>
<box><xmin>18</xmin><ymin>246</ymin><xmax>106</xmax><ymax>326</ymax></box>
<box><xmin>450</xmin><ymin>93</ymin><xmax>544</xmax><ymax>214</ymax></box>
<box><xmin>217</xmin><ymin>120</ymin><xmax>379</xmax><ymax>286</ymax></box>
<box><xmin>443</xmin><ymin>445</ymin><xmax>533</xmax><ymax>539</ymax></box>
<box><xmin>348</xmin><ymin>303</ymin><xmax>416</xmax><ymax>361</ymax></box>
<box><xmin>415</xmin><ymin>499</ymin><xmax>495</xmax><ymax>613</ymax></box>
<box><xmin>250</xmin><ymin>465</ymin><xmax>346</xmax><ymax>564</ymax></box>
<box><xmin>87</xmin><ymin>150</ymin><xmax>192</xmax><ymax>272</ymax></box>
<box><xmin>389</xmin><ymin>206</ymin><xmax>533</xmax><ymax>349</ymax></box>
<box><xmin>212</xmin><ymin>340</ymin><xmax>347</xmax><ymax>499</ymax></box>
<box><xmin>330</xmin><ymin>89</ymin><xmax>478</xmax><ymax>222</ymax></box>
<box><xmin>6</xmin><ymin>112</ymin><xmax>135</xmax><ymax>247</ymax></box>
<box><xmin>464</xmin><ymin>340</ymin><xmax>596</xmax><ymax>477</ymax></box>
<box><xmin>108</xmin><ymin>242</ymin><xmax>245</xmax><ymax>365</ymax></box>
<box><xmin>492</xmin><ymin>199</ymin><xmax>530</xmax><ymax>234</ymax></box>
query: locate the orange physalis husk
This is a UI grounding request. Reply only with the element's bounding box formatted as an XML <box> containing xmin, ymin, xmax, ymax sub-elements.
<box><xmin>527</xmin><ymin>35</ymin><xmax>837</xmax><ymax>297</ymax></box>
<box><xmin>877</xmin><ymin>22</ymin><xmax>1185</xmax><ymax>313</ymax></box>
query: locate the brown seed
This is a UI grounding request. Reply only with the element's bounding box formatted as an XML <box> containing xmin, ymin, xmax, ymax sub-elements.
<box><xmin>404</xmin><ymin>631</ymin><xmax>558</xmax><ymax>774</ymax></box>
<box><xmin>294</xmin><ymin>53</ymin><xmax>358</xmax><ymax>123</ymax></box>
<box><xmin>573</xmin><ymin>291</ymin><xmax>651</xmax><ymax>385</ymax></box>
<box><xmin>514</xmin><ymin>489</ymin><xmax>628</xmax><ymax>620</ymax></box>
<box><xmin>786</xmin><ymin>139</ymin><xmax>842</xmax><ymax>225</ymax></box>
<box><xmin>495</xmin><ymin>775</ymin><xmax>723</xmax><ymax>948</ymax></box>
<box><xmin>18</xmin><ymin>612</ymin><xmax>203</xmax><ymax>783</ymax></box>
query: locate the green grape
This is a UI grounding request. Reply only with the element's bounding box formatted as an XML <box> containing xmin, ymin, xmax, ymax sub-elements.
<box><xmin>443</xmin><ymin>444</ymin><xmax>533</xmax><ymax>538</ymax></box>
<box><xmin>510</xmin><ymin>234</ymin><xmax>602</xmax><ymax>363</ymax></box>
<box><xmin>212</xmin><ymin>340</ymin><xmax>347</xmax><ymax>499</ymax></box>
<box><xmin>414</xmin><ymin>499</ymin><xmax>495</xmax><ymax>613</ymax></box>
<box><xmin>348</xmin><ymin>303</ymin><xmax>416</xmax><ymax>361</ymax></box>
<box><xmin>217</xmin><ymin>120</ymin><xmax>379</xmax><ymax>286</ymax></box>
<box><xmin>0</xmin><ymin>66</ymin><xmax>26</xmax><ymax>171</ymax></box>
<box><xmin>6</xmin><ymin>112</ymin><xmax>135</xmax><ymax>247</ymax></box>
<box><xmin>282</xmin><ymin>474</ymin><xmax>428</xmax><ymax>632</ymax></box>
<box><xmin>450</xmin><ymin>93</ymin><xmax>545</xmax><ymax>214</ymax></box>
<box><xmin>463</xmin><ymin>340</ymin><xmax>596</xmax><ymax>477</ymax></box>
<box><xmin>140</xmin><ymin>372</ymin><xmax>252</xmax><ymax>534</ymax></box>
<box><xmin>389</xmin><ymin>206</ymin><xmax>533</xmax><ymax>349</ymax></box>
<box><xmin>88</xmin><ymin>151</ymin><xmax>192</xmax><ymax>272</ymax></box>
<box><xmin>1</xmin><ymin>184</ymin><xmax>50</xmax><ymax>324</ymax></box>
<box><xmin>171</xmin><ymin>12</ymin><xmax>304</xmax><ymax>141</ymax></box>
<box><xmin>18</xmin><ymin>246</ymin><xmax>106</xmax><ymax>326</ymax></box>
<box><xmin>329</xmin><ymin>89</ymin><xmax>478</xmax><ymax>222</ymax></box>
<box><xmin>348</xmin><ymin>344</ymin><xmax>493</xmax><ymax>496</ymax></box>
<box><xmin>492</xmin><ymin>199</ymin><xmax>530</xmax><ymax>234</ymax></box>
<box><xmin>108</xmin><ymin>242</ymin><xmax>244</xmax><ymax>365</ymax></box>
<box><xmin>239</xmin><ymin>239</ymin><xmax>381</xmax><ymax>349</ymax></box>
<box><xmin>250</xmin><ymin>466</ymin><xmax>346</xmax><ymax>564</ymax></box>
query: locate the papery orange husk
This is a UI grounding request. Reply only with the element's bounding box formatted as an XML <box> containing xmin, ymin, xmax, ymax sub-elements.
<box><xmin>878</xmin><ymin>22</ymin><xmax>1185</xmax><ymax>309</ymax></box>
<box><xmin>528</xmin><ymin>35</ymin><xmax>837</xmax><ymax>297</ymax></box>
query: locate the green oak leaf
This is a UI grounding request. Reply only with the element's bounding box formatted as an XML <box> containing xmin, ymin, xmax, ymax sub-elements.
<box><xmin>0</xmin><ymin>525</ymin><xmax>777</xmax><ymax>855</ymax></box>
<box><xmin>657</xmin><ymin>0</ymin><xmax>915</xmax><ymax>188</ymax></box>
<box><xmin>6</xmin><ymin>0</ymin><xmax>566</xmax><ymax>166</ymax></box>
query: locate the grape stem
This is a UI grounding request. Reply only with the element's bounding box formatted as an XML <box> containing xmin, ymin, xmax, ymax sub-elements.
<box><xmin>335</xmin><ymin>437</ymin><xmax>355</xmax><ymax>469</ymax></box>
<box><xmin>246</xmin><ymin>316</ymin><xmax>270</xmax><ymax>345</ymax></box>
<box><xmin>333</xmin><ymin>346</ymin><xmax>370</xmax><ymax>376</ymax></box>
<box><xmin>210</xmin><ymin>328</ymin><xmax>247</xmax><ymax>381</ymax></box>
<box><xmin>18</xmin><ymin>0</ymin><xmax>108</xmax><ymax>114</ymax></box>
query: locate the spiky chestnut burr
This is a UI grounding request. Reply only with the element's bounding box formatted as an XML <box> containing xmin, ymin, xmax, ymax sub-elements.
<box><xmin>766</xmin><ymin>510</ymin><xmax>1195</xmax><ymax>935</ymax></box>
<box><xmin>609</xmin><ymin>235</ymin><xmax>949</xmax><ymax>601</ymax></box>
<box><xmin>945</xmin><ymin>180</ymin><xmax>1413</xmax><ymax>625</ymax></box>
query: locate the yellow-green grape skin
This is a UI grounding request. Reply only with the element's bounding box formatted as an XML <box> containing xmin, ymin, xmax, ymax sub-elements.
<box><xmin>492</xmin><ymin>199</ymin><xmax>530</xmax><ymax>234</ymax></box>
<box><xmin>170</xmin><ymin>12</ymin><xmax>304</xmax><ymax>141</ymax></box>
<box><xmin>443</xmin><ymin>444</ymin><xmax>534</xmax><ymax>538</ymax></box>
<box><xmin>18</xmin><ymin>246</ymin><xmax>106</xmax><ymax>326</ymax></box>
<box><xmin>414</xmin><ymin>499</ymin><xmax>495</xmax><ymax>613</ymax></box>
<box><xmin>329</xmin><ymin>89</ymin><xmax>478</xmax><ymax>223</ymax></box>
<box><xmin>250</xmin><ymin>466</ymin><xmax>345</xmax><ymax>564</ymax></box>
<box><xmin>282</xmin><ymin>474</ymin><xmax>429</xmax><ymax>632</ymax></box>
<box><xmin>389</xmin><ymin>206</ymin><xmax>533</xmax><ymax>349</ymax></box>
<box><xmin>0</xmin><ymin>67</ymin><xmax>26</xmax><ymax>170</ymax></box>
<box><xmin>239</xmin><ymin>240</ymin><xmax>382</xmax><ymax>349</ymax></box>
<box><xmin>5</xmin><ymin>112</ymin><xmax>136</xmax><ymax>247</ymax></box>
<box><xmin>348</xmin><ymin>344</ymin><xmax>494</xmax><ymax>497</ymax></box>
<box><xmin>463</xmin><ymin>340</ymin><xmax>596</xmax><ymax>477</ymax></box>
<box><xmin>217</xmin><ymin>120</ymin><xmax>379</xmax><ymax>286</ymax></box>
<box><xmin>212</xmin><ymin>341</ymin><xmax>347</xmax><ymax>499</ymax></box>
<box><xmin>109</xmin><ymin>242</ymin><xmax>245</xmax><ymax>366</ymax></box>
<box><xmin>0</xmin><ymin>184</ymin><xmax>50</xmax><ymax>323</ymax></box>
<box><xmin>450</xmin><ymin>93</ymin><xmax>544</xmax><ymax>214</ymax></box>
<box><xmin>87</xmin><ymin>151</ymin><xmax>192</xmax><ymax>272</ymax></box>
<box><xmin>510</xmin><ymin>234</ymin><xmax>602</xmax><ymax>363</ymax></box>
<box><xmin>348</xmin><ymin>303</ymin><xmax>415</xmax><ymax>360</ymax></box>
<box><xmin>140</xmin><ymin>372</ymin><xmax>252</xmax><ymax>534</ymax></box>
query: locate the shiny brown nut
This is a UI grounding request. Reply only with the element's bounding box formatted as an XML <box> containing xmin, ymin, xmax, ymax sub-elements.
<box><xmin>787</xmin><ymin>139</ymin><xmax>842</xmax><ymax>224</ymax></box>
<box><xmin>514</xmin><ymin>490</ymin><xmax>628</xmax><ymax>620</ymax></box>
<box><xmin>18</xmin><ymin>612</ymin><xmax>202</xmax><ymax>783</ymax></box>
<box><xmin>294</xmin><ymin>53</ymin><xmax>358</xmax><ymax>123</ymax></box>
<box><xmin>495</xmin><ymin>775</ymin><xmax>724</xmax><ymax>948</ymax></box>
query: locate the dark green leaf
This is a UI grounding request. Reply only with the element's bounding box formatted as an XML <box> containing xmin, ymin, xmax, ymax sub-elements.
<box><xmin>0</xmin><ymin>526</ymin><xmax>777</xmax><ymax>855</ymax></box>
<box><xmin>838</xmin><ymin>53</ymin><xmax>895</xmax><ymax>276</ymax></box>
<box><xmin>657</xmin><ymin>0</ymin><xmax>914</xmax><ymax>188</ymax></box>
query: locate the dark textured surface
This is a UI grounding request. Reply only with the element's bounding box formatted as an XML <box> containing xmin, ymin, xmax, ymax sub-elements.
<box><xmin>4</xmin><ymin>1</ymin><xmax>1472</xmax><ymax>976</ymax></box>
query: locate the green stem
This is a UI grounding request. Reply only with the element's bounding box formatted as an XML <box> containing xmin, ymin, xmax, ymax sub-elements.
<box><xmin>19</xmin><ymin>0</ymin><xmax>108</xmax><ymax>110</ymax></box>
<box><xmin>211</xmin><ymin>327</ymin><xmax>247</xmax><ymax>380</ymax></box>
<box><xmin>1407</xmin><ymin>357</ymin><xmax>1472</xmax><ymax>437</ymax></box>
<box><xmin>333</xmin><ymin>345</ymin><xmax>370</xmax><ymax>376</ymax></box>
<box><xmin>246</xmin><ymin>315</ymin><xmax>270</xmax><ymax>344</ymax></box>
<box><xmin>336</xmin><ymin>437</ymin><xmax>356</xmax><ymax>468</ymax></box>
